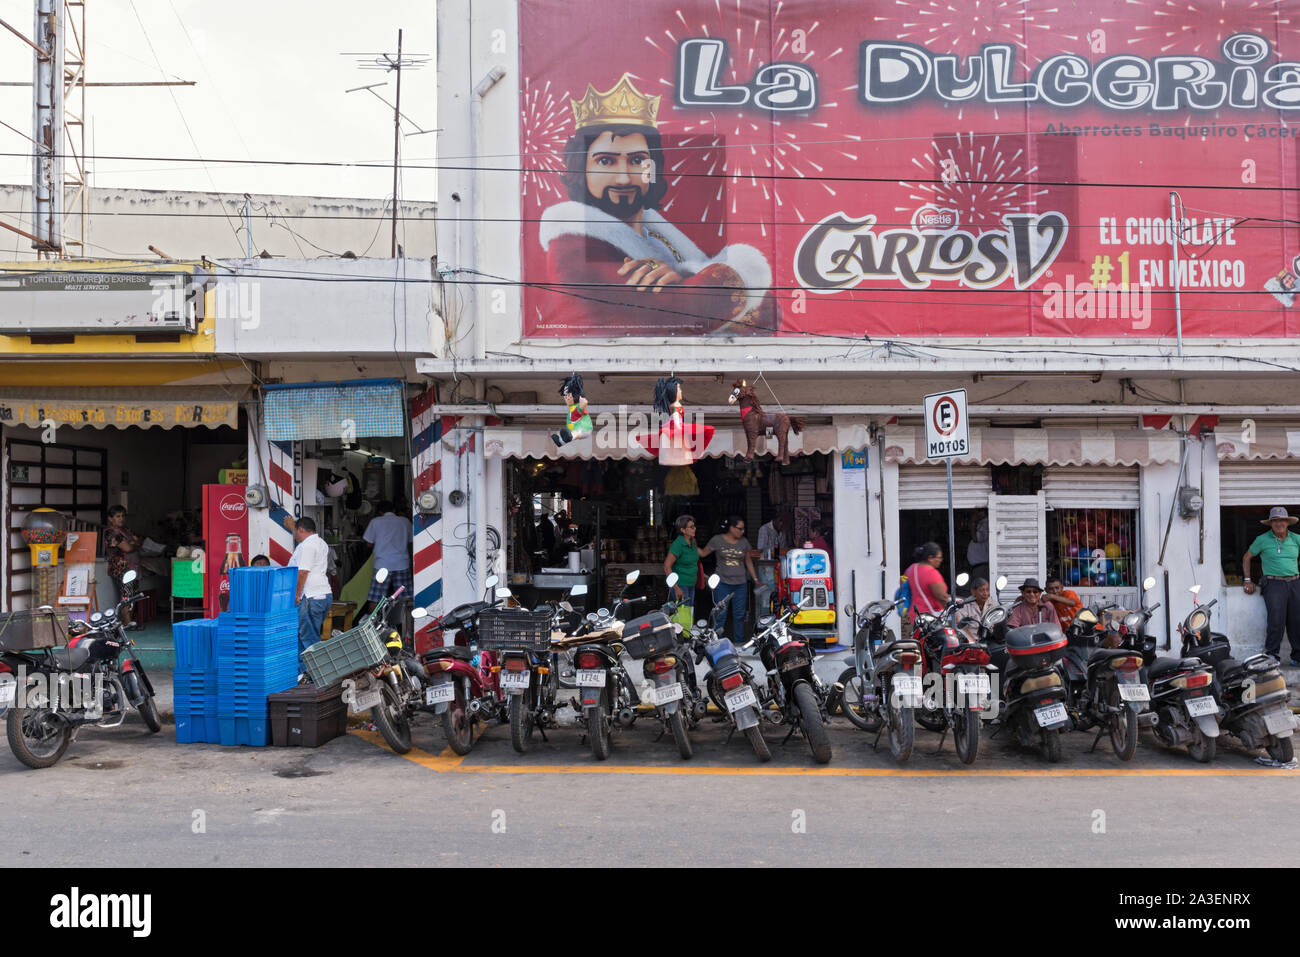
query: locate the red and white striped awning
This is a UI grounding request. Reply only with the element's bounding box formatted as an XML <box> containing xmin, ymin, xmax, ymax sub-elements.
<box><xmin>883</xmin><ymin>427</ymin><xmax>1183</xmax><ymax>467</ymax></box>
<box><xmin>1215</xmin><ymin>427</ymin><xmax>1300</xmax><ymax>461</ymax></box>
<box><xmin>483</xmin><ymin>423</ymin><xmax>848</xmax><ymax>460</ymax></box>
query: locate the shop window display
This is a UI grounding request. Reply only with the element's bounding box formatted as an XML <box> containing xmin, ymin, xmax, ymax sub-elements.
<box><xmin>1048</xmin><ymin>508</ymin><xmax>1136</xmax><ymax>588</ymax></box>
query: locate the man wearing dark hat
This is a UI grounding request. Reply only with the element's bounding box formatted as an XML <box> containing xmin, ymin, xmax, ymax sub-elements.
<box><xmin>1242</xmin><ymin>506</ymin><xmax>1300</xmax><ymax>665</ymax></box>
<box><xmin>1007</xmin><ymin>578</ymin><xmax>1061</xmax><ymax>629</ymax></box>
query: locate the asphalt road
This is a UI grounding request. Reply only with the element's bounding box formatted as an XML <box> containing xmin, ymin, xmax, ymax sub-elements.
<box><xmin>1</xmin><ymin>707</ymin><xmax>1294</xmax><ymax>868</ymax></box>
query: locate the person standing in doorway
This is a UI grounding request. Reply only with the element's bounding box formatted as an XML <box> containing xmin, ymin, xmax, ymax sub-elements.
<box><xmin>1243</xmin><ymin>506</ymin><xmax>1300</xmax><ymax>666</ymax></box>
<box><xmin>701</xmin><ymin>516</ymin><xmax>757</xmax><ymax>644</ymax></box>
<box><xmin>756</xmin><ymin>513</ymin><xmax>789</xmax><ymax>557</ymax></box>
<box><xmin>663</xmin><ymin>514</ymin><xmax>700</xmax><ymax>619</ymax></box>
<box><xmin>361</xmin><ymin>501</ymin><xmax>413</xmax><ymax>616</ymax></box>
<box><xmin>104</xmin><ymin>505</ymin><xmax>142</xmax><ymax>630</ymax></box>
<box><xmin>289</xmin><ymin>517</ymin><xmax>333</xmax><ymax>657</ymax></box>
<box><xmin>905</xmin><ymin>542</ymin><xmax>951</xmax><ymax>628</ymax></box>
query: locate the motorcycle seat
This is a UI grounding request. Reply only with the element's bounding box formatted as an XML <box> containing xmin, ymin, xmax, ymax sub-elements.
<box><xmin>51</xmin><ymin>643</ymin><xmax>94</xmax><ymax>670</ymax></box>
<box><xmin>1148</xmin><ymin>657</ymin><xmax>1192</xmax><ymax>677</ymax></box>
<box><xmin>425</xmin><ymin>646</ymin><xmax>473</xmax><ymax>661</ymax></box>
<box><xmin>872</xmin><ymin>639</ymin><xmax>917</xmax><ymax>659</ymax></box>
<box><xmin>1088</xmin><ymin>647</ymin><xmax>1137</xmax><ymax>666</ymax></box>
<box><xmin>1214</xmin><ymin>657</ymin><xmax>1244</xmax><ymax>679</ymax></box>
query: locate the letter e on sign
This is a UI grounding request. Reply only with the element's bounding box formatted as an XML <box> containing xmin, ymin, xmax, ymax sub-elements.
<box><xmin>923</xmin><ymin>389</ymin><xmax>969</xmax><ymax>460</ymax></box>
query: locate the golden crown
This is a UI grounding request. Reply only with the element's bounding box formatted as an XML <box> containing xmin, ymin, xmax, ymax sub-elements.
<box><xmin>570</xmin><ymin>74</ymin><xmax>660</xmax><ymax>131</ymax></box>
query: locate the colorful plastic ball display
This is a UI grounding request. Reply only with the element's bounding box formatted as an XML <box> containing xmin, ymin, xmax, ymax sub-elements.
<box><xmin>1079</xmin><ymin>577</ymin><xmax>1093</xmax><ymax>587</ymax></box>
<box><xmin>1069</xmin><ymin>567</ymin><xmax>1082</xmax><ymax>584</ymax></box>
<box><xmin>1116</xmin><ymin>536</ymin><xmax>1129</xmax><ymax>551</ymax></box>
<box><xmin>1108</xmin><ymin>570</ymin><xmax>1121</xmax><ymax>586</ymax></box>
<box><xmin>1105</xmin><ymin>543</ymin><xmax>1121</xmax><ymax>559</ymax></box>
<box><xmin>1068</xmin><ymin>545</ymin><xmax>1079</xmax><ymax>557</ymax></box>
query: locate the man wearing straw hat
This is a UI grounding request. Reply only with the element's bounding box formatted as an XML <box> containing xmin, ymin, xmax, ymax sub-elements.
<box><xmin>1242</xmin><ymin>506</ymin><xmax>1300</xmax><ymax>666</ymax></box>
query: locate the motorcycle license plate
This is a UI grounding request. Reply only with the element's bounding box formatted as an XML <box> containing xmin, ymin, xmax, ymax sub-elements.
<box><xmin>1264</xmin><ymin>708</ymin><xmax>1295</xmax><ymax>736</ymax></box>
<box><xmin>1035</xmin><ymin>703</ymin><xmax>1068</xmax><ymax>727</ymax></box>
<box><xmin>0</xmin><ymin>682</ymin><xmax>13</xmax><ymax>709</ymax></box>
<box><xmin>350</xmin><ymin>688</ymin><xmax>383</xmax><ymax>713</ymax></box>
<box><xmin>653</xmin><ymin>682</ymin><xmax>683</xmax><ymax>705</ymax></box>
<box><xmin>576</xmin><ymin>669</ymin><xmax>606</xmax><ymax>688</ymax></box>
<box><xmin>1117</xmin><ymin>683</ymin><xmax>1150</xmax><ymax>702</ymax></box>
<box><xmin>956</xmin><ymin>673</ymin><xmax>990</xmax><ymax>695</ymax></box>
<box><xmin>1185</xmin><ymin>696</ymin><xmax>1218</xmax><ymax>718</ymax></box>
<box><xmin>893</xmin><ymin>675</ymin><xmax>922</xmax><ymax>697</ymax></box>
<box><xmin>500</xmin><ymin>671</ymin><xmax>530</xmax><ymax>691</ymax></box>
<box><xmin>725</xmin><ymin>686</ymin><xmax>757</xmax><ymax>713</ymax></box>
<box><xmin>425</xmin><ymin>683</ymin><xmax>455</xmax><ymax>705</ymax></box>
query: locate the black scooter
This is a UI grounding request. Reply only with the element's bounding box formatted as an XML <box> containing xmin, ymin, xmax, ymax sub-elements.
<box><xmin>986</xmin><ymin>607</ymin><xmax>1071</xmax><ymax>763</ymax></box>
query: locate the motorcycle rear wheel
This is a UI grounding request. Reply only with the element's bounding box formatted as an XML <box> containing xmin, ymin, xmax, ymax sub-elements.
<box><xmin>509</xmin><ymin>693</ymin><xmax>534</xmax><ymax>754</ymax></box>
<box><xmin>1108</xmin><ymin>686</ymin><xmax>1138</xmax><ymax>762</ymax></box>
<box><xmin>6</xmin><ymin>703</ymin><xmax>72</xmax><ymax>769</ymax></box>
<box><xmin>794</xmin><ymin>682</ymin><xmax>831</xmax><ymax>764</ymax></box>
<box><xmin>439</xmin><ymin>679</ymin><xmax>471</xmax><ymax>756</ymax></box>
<box><xmin>588</xmin><ymin>689</ymin><xmax>612</xmax><ymax>761</ymax></box>
<box><xmin>953</xmin><ymin>705</ymin><xmax>980</xmax><ymax>765</ymax></box>
<box><xmin>744</xmin><ymin>722</ymin><xmax>771</xmax><ymax>762</ymax></box>
<box><xmin>668</xmin><ymin>708</ymin><xmax>693</xmax><ymax>760</ymax></box>
<box><xmin>888</xmin><ymin>700</ymin><xmax>914</xmax><ymax>763</ymax></box>
<box><xmin>1039</xmin><ymin>729</ymin><xmax>1062</xmax><ymax>763</ymax></box>
<box><xmin>1266</xmin><ymin>735</ymin><xmax>1294</xmax><ymax>764</ymax></box>
<box><xmin>1187</xmin><ymin>726</ymin><xmax>1216</xmax><ymax>763</ymax></box>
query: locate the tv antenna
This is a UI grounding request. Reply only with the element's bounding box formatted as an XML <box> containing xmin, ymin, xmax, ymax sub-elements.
<box><xmin>344</xmin><ymin>30</ymin><xmax>433</xmax><ymax>257</ymax></box>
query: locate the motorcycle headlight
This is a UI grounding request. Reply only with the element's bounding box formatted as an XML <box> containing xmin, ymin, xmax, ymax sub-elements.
<box><xmin>1185</xmin><ymin>609</ymin><xmax>1210</xmax><ymax>634</ymax></box>
<box><xmin>982</xmin><ymin>606</ymin><xmax>1007</xmax><ymax>627</ymax></box>
<box><xmin>1123</xmin><ymin>612</ymin><xmax>1143</xmax><ymax>632</ymax></box>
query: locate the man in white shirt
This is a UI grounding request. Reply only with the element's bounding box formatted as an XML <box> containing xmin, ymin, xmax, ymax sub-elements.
<box><xmin>361</xmin><ymin>501</ymin><xmax>413</xmax><ymax>615</ymax></box>
<box><xmin>756</xmin><ymin>514</ymin><xmax>789</xmax><ymax>557</ymax></box>
<box><xmin>289</xmin><ymin>516</ymin><xmax>333</xmax><ymax>655</ymax></box>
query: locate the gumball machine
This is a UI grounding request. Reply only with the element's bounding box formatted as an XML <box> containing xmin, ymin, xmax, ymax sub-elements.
<box><xmin>22</xmin><ymin>508</ymin><xmax>68</xmax><ymax>606</ymax></box>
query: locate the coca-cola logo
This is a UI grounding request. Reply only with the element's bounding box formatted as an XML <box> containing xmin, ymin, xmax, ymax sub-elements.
<box><xmin>219</xmin><ymin>495</ymin><xmax>246</xmax><ymax>521</ymax></box>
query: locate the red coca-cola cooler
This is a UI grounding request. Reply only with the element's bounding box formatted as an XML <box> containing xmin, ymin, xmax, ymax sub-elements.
<box><xmin>202</xmin><ymin>484</ymin><xmax>249</xmax><ymax>618</ymax></box>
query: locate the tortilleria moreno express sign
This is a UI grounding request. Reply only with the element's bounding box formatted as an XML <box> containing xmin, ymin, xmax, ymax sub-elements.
<box><xmin>518</xmin><ymin>1</ymin><xmax>1300</xmax><ymax>339</ymax></box>
<box><xmin>0</xmin><ymin>397</ymin><xmax>237</xmax><ymax>429</ymax></box>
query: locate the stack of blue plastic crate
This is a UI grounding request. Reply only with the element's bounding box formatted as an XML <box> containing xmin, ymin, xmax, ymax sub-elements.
<box><xmin>216</xmin><ymin>566</ymin><xmax>300</xmax><ymax>746</ymax></box>
<box><xmin>172</xmin><ymin>618</ymin><xmax>219</xmax><ymax>743</ymax></box>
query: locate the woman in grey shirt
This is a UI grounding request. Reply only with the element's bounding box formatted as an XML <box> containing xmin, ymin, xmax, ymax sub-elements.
<box><xmin>701</xmin><ymin>516</ymin><xmax>757</xmax><ymax>644</ymax></box>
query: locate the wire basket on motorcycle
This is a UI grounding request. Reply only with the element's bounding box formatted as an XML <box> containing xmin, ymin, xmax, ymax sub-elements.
<box><xmin>477</xmin><ymin>607</ymin><xmax>555</xmax><ymax>652</ymax></box>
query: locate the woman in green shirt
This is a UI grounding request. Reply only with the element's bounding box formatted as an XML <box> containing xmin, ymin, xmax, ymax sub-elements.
<box><xmin>664</xmin><ymin>514</ymin><xmax>701</xmax><ymax>609</ymax></box>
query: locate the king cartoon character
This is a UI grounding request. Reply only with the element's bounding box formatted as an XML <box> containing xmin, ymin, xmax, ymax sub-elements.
<box><xmin>539</xmin><ymin>74</ymin><xmax>775</xmax><ymax>336</ymax></box>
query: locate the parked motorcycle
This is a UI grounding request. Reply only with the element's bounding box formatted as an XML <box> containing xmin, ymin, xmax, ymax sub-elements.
<box><xmin>487</xmin><ymin>583</ymin><xmax>585</xmax><ymax>754</ymax></box>
<box><xmin>912</xmin><ymin>572</ymin><xmax>998</xmax><ymax>765</ymax></box>
<box><xmin>1</xmin><ymin>569</ymin><xmax>160</xmax><ymax>769</ymax></box>
<box><xmin>335</xmin><ymin>569</ymin><xmax>417</xmax><ymax>754</ymax></box>
<box><xmin>414</xmin><ymin>575</ymin><xmax>513</xmax><ymax>755</ymax></box>
<box><xmin>986</xmin><ymin>595</ymin><xmax>1071</xmax><ymax>763</ymax></box>
<box><xmin>751</xmin><ymin>594</ymin><xmax>831</xmax><ymax>764</ymax></box>
<box><xmin>693</xmin><ymin>579</ymin><xmax>771</xmax><ymax>762</ymax></box>
<box><xmin>635</xmin><ymin>572</ymin><xmax>702</xmax><ymax>759</ymax></box>
<box><xmin>838</xmin><ymin>596</ymin><xmax>924</xmax><ymax>762</ymax></box>
<box><xmin>1178</xmin><ymin>585</ymin><xmax>1293</xmax><ymax>764</ymax></box>
<box><xmin>1058</xmin><ymin>577</ymin><xmax>1157</xmax><ymax>761</ymax></box>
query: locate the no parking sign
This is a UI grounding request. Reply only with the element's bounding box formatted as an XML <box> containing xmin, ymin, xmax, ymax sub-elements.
<box><xmin>923</xmin><ymin>389</ymin><xmax>969</xmax><ymax>459</ymax></box>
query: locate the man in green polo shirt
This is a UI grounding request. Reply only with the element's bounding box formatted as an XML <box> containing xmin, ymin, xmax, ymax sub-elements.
<box><xmin>1242</xmin><ymin>506</ymin><xmax>1300</xmax><ymax>665</ymax></box>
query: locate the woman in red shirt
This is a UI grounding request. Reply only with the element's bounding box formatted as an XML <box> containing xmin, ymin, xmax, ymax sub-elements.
<box><xmin>906</xmin><ymin>542</ymin><xmax>951</xmax><ymax>622</ymax></box>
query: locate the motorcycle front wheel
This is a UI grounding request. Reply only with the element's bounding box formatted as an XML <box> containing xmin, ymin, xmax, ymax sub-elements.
<box><xmin>136</xmin><ymin>694</ymin><xmax>162</xmax><ymax>734</ymax></box>
<box><xmin>953</xmin><ymin>705</ymin><xmax>980</xmax><ymax>765</ymax></box>
<box><xmin>372</xmin><ymin>682</ymin><xmax>413</xmax><ymax>754</ymax></box>
<box><xmin>439</xmin><ymin>679</ymin><xmax>471</xmax><ymax>756</ymax></box>
<box><xmin>1107</xmin><ymin>686</ymin><xmax>1138</xmax><ymax>762</ymax></box>
<box><xmin>794</xmin><ymin>682</ymin><xmax>831</xmax><ymax>764</ymax></box>
<box><xmin>887</xmin><ymin>695</ymin><xmax>914</xmax><ymax>763</ymax></box>
<box><xmin>836</xmin><ymin>666</ymin><xmax>882</xmax><ymax>733</ymax></box>
<box><xmin>6</xmin><ymin>702</ymin><xmax>72</xmax><ymax>769</ymax></box>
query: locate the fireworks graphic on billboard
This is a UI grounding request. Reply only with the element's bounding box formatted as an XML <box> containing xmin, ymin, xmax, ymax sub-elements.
<box><xmin>1106</xmin><ymin>0</ymin><xmax>1299</xmax><ymax>55</ymax></box>
<box><xmin>520</xmin><ymin>77</ymin><xmax>572</xmax><ymax>210</ymax></box>
<box><xmin>869</xmin><ymin>0</ymin><xmax>1067</xmax><ymax>63</ymax></box>
<box><xmin>897</xmin><ymin>133</ymin><xmax>1048</xmax><ymax>230</ymax></box>
<box><xmin>644</xmin><ymin>3</ymin><xmax>855</xmax><ymax>235</ymax></box>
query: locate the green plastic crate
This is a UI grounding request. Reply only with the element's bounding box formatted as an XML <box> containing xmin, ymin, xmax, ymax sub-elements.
<box><xmin>300</xmin><ymin>619</ymin><xmax>387</xmax><ymax>688</ymax></box>
<box><xmin>172</xmin><ymin>558</ymin><xmax>205</xmax><ymax>599</ymax></box>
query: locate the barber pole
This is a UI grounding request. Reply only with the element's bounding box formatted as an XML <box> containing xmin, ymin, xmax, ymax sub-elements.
<box><xmin>412</xmin><ymin>390</ymin><xmax>458</xmax><ymax>648</ymax></box>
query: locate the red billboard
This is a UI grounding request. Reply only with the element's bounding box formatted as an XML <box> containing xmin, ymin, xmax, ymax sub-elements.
<box><xmin>518</xmin><ymin>0</ymin><xmax>1300</xmax><ymax>339</ymax></box>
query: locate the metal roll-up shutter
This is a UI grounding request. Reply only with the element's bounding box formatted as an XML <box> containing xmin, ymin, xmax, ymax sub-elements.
<box><xmin>1043</xmin><ymin>467</ymin><xmax>1139</xmax><ymax>509</ymax></box>
<box><xmin>898</xmin><ymin>466</ymin><xmax>991</xmax><ymax>509</ymax></box>
<box><xmin>1219</xmin><ymin>461</ymin><xmax>1300</xmax><ymax>506</ymax></box>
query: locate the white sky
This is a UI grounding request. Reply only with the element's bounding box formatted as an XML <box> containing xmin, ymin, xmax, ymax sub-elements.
<box><xmin>0</xmin><ymin>0</ymin><xmax>437</xmax><ymax>199</ymax></box>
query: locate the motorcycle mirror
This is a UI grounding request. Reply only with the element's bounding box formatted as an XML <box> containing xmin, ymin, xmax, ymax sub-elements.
<box><xmin>411</xmin><ymin>607</ymin><xmax>428</xmax><ymax>620</ymax></box>
<box><xmin>494</xmin><ymin>586</ymin><xmax>513</xmax><ymax>600</ymax></box>
<box><xmin>625</xmin><ymin>569</ymin><xmax>640</xmax><ymax>585</ymax></box>
<box><xmin>570</xmin><ymin>584</ymin><xmax>588</xmax><ymax>597</ymax></box>
<box><xmin>956</xmin><ymin>572</ymin><xmax>970</xmax><ymax>587</ymax></box>
<box><xmin>37</xmin><ymin>604</ymin><xmax>54</xmax><ymax>615</ymax></box>
<box><xmin>1189</xmin><ymin>584</ymin><xmax>1202</xmax><ymax>596</ymax></box>
<box><xmin>759</xmin><ymin>615</ymin><xmax>775</xmax><ymax>628</ymax></box>
<box><xmin>672</xmin><ymin>622</ymin><xmax>683</xmax><ymax>634</ymax></box>
<box><xmin>995</xmin><ymin>575</ymin><xmax>1009</xmax><ymax>591</ymax></box>
<box><xmin>485</xmin><ymin>574</ymin><xmax>500</xmax><ymax>589</ymax></box>
<box><xmin>375</xmin><ymin>567</ymin><xmax>390</xmax><ymax>584</ymax></box>
<box><xmin>707</xmin><ymin>573</ymin><xmax>721</xmax><ymax>589</ymax></box>
<box><xmin>665</xmin><ymin>572</ymin><xmax>679</xmax><ymax>589</ymax></box>
<box><xmin>1143</xmin><ymin>576</ymin><xmax>1157</xmax><ymax>591</ymax></box>
<box><xmin>122</xmin><ymin>569</ymin><xmax>138</xmax><ymax>585</ymax></box>
<box><xmin>560</xmin><ymin>601</ymin><xmax>573</xmax><ymax>613</ymax></box>
<box><xmin>843</xmin><ymin>603</ymin><xmax>855</xmax><ymax>618</ymax></box>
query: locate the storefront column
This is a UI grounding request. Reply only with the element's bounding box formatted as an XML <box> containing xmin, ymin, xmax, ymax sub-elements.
<box><xmin>833</xmin><ymin>446</ymin><xmax>885</xmax><ymax>646</ymax></box>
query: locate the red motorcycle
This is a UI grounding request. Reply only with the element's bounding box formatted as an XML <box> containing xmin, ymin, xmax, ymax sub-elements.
<box><xmin>412</xmin><ymin>575</ymin><xmax>509</xmax><ymax>755</ymax></box>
